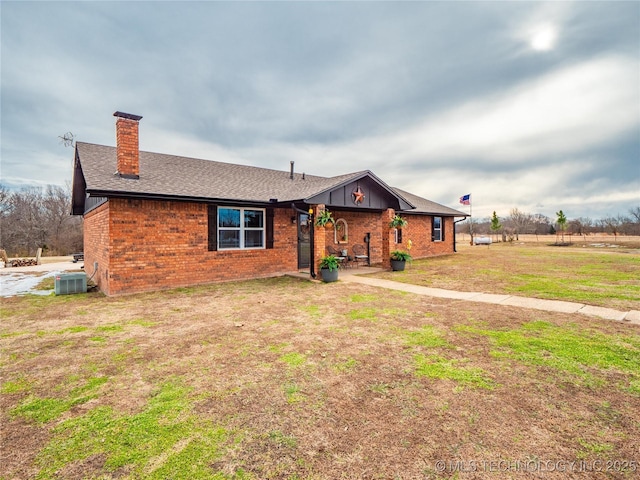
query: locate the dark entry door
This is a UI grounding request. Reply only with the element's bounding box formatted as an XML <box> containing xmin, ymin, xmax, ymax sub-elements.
<box><xmin>297</xmin><ymin>213</ymin><xmax>311</xmax><ymax>269</ymax></box>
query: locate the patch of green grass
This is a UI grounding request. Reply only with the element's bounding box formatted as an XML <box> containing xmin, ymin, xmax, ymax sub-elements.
<box><xmin>10</xmin><ymin>376</ymin><xmax>108</xmax><ymax>424</ymax></box>
<box><xmin>35</xmin><ymin>381</ymin><xmax>232</xmax><ymax>479</ymax></box>
<box><xmin>268</xmin><ymin>430</ymin><xmax>297</xmax><ymax>448</ymax></box>
<box><xmin>95</xmin><ymin>324</ymin><xmax>125</xmax><ymax>333</ymax></box>
<box><xmin>349</xmin><ymin>293</ymin><xmax>378</xmax><ymax>303</ymax></box>
<box><xmin>348</xmin><ymin>307</ymin><xmax>378</xmax><ymax>321</ymax></box>
<box><xmin>299</xmin><ymin>305</ymin><xmax>322</xmax><ymax>318</ymax></box>
<box><xmin>332</xmin><ymin>357</ymin><xmax>358</xmax><ymax>373</ymax></box>
<box><xmin>278</xmin><ymin>352</ymin><xmax>307</xmax><ymax>368</ymax></box>
<box><xmin>459</xmin><ymin>321</ymin><xmax>640</xmax><ymax>390</ymax></box>
<box><xmin>506</xmin><ymin>273</ymin><xmax>640</xmax><ymax>304</ymax></box>
<box><xmin>283</xmin><ymin>383</ymin><xmax>305</xmax><ymax>403</ymax></box>
<box><xmin>627</xmin><ymin>378</ymin><xmax>640</xmax><ymax>395</ymax></box>
<box><xmin>0</xmin><ymin>306</ymin><xmax>18</xmax><ymax>318</ymax></box>
<box><xmin>55</xmin><ymin>326</ymin><xmax>89</xmax><ymax>334</ymax></box>
<box><xmin>577</xmin><ymin>438</ymin><xmax>614</xmax><ymax>459</ymax></box>
<box><xmin>369</xmin><ymin>383</ymin><xmax>390</xmax><ymax>395</ymax></box>
<box><xmin>70</xmin><ymin>376</ymin><xmax>108</xmax><ymax>397</ymax></box>
<box><xmin>414</xmin><ymin>354</ymin><xmax>495</xmax><ymax>389</ymax></box>
<box><xmin>1</xmin><ymin>376</ymin><xmax>33</xmax><ymax>394</ymax></box>
<box><xmin>380</xmin><ymin>307</ymin><xmax>410</xmax><ymax>318</ymax></box>
<box><xmin>128</xmin><ymin>317</ymin><xmax>156</xmax><ymax>327</ymax></box>
<box><xmin>268</xmin><ymin>343</ymin><xmax>289</xmax><ymax>353</ymax></box>
<box><xmin>90</xmin><ymin>336</ymin><xmax>106</xmax><ymax>343</ymax></box>
<box><xmin>0</xmin><ymin>330</ymin><xmax>29</xmax><ymax>338</ymax></box>
<box><xmin>34</xmin><ymin>276</ymin><xmax>55</xmax><ymax>291</ymax></box>
<box><xmin>10</xmin><ymin>397</ymin><xmax>77</xmax><ymax>424</ymax></box>
<box><xmin>405</xmin><ymin>325</ymin><xmax>450</xmax><ymax>349</ymax></box>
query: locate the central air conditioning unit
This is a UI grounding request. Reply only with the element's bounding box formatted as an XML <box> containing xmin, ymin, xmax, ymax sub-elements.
<box><xmin>55</xmin><ymin>272</ymin><xmax>87</xmax><ymax>295</ymax></box>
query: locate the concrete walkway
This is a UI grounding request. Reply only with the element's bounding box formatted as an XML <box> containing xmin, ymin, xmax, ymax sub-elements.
<box><xmin>292</xmin><ymin>267</ymin><xmax>640</xmax><ymax>325</ymax></box>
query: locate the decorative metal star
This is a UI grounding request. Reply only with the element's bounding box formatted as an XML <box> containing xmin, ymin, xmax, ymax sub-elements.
<box><xmin>352</xmin><ymin>186</ymin><xmax>365</xmax><ymax>205</ymax></box>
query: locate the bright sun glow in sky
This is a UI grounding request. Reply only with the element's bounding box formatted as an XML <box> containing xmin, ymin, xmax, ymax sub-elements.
<box><xmin>531</xmin><ymin>25</ymin><xmax>558</xmax><ymax>51</ymax></box>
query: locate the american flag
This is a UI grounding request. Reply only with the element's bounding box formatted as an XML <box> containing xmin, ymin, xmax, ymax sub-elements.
<box><xmin>459</xmin><ymin>194</ymin><xmax>471</xmax><ymax>205</ymax></box>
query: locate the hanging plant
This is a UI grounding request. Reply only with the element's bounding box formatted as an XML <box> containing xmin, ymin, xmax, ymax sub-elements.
<box><xmin>389</xmin><ymin>214</ymin><xmax>408</xmax><ymax>229</ymax></box>
<box><xmin>315</xmin><ymin>208</ymin><xmax>335</xmax><ymax>228</ymax></box>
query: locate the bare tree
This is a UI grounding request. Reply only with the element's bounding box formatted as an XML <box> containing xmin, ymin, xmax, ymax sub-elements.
<box><xmin>600</xmin><ymin>216</ymin><xmax>623</xmax><ymax>240</ymax></box>
<box><xmin>0</xmin><ymin>184</ymin><xmax>82</xmax><ymax>257</ymax></box>
<box><xmin>569</xmin><ymin>217</ymin><xmax>593</xmax><ymax>236</ymax></box>
<box><xmin>508</xmin><ymin>208</ymin><xmax>533</xmax><ymax>240</ymax></box>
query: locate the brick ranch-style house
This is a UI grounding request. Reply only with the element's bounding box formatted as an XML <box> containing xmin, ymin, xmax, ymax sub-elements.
<box><xmin>71</xmin><ymin>112</ymin><xmax>467</xmax><ymax>296</ymax></box>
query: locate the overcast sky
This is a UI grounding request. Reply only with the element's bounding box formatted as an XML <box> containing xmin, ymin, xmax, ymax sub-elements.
<box><xmin>2</xmin><ymin>1</ymin><xmax>638</xmax><ymax>221</ymax></box>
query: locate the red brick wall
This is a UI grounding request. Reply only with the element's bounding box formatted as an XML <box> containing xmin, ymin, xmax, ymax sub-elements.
<box><xmin>318</xmin><ymin>209</ymin><xmax>388</xmax><ymax>267</ymax></box>
<box><xmin>318</xmin><ymin>209</ymin><xmax>456</xmax><ymax>268</ymax></box>
<box><xmin>115</xmin><ymin>117</ymin><xmax>139</xmax><ymax>177</ymax></box>
<box><xmin>84</xmin><ymin>202</ymin><xmax>111</xmax><ymax>295</ymax></box>
<box><xmin>84</xmin><ymin>199</ymin><xmax>458</xmax><ymax>295</ymax></box>
<box><xmin>87</xmin><ymin>198</ymin><xmax>298</xmax><ymax>296</ymax></box>
<box><xmin>401</xmin><ymin>213</ymin><xmax>455</xmax><ymax>258</ymax></box>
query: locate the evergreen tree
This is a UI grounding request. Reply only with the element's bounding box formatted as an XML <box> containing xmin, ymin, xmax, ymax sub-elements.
<box><xmin>490</xmin><ymin>211</ymin><xmax>502</xmax><ymax>241</ymax></box>
<box><xmin>556</xmin><ymin>210</ymin><xmax>567</xmax><ymax>243</ymax></box>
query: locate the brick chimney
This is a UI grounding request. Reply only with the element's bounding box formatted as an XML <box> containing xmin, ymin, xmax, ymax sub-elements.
<box><xmin>113</xmin><ymin>111</ymin><xmax>143</xmax><ymax>179</ymax></box>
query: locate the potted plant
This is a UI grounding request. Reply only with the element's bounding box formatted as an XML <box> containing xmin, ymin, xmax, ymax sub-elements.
<box><xmin>389</xmin><ymin>214</ymin><xmax>408</xmax><ymax>229</ymax></box>
<box><xmin>319</xmin><ymin>255</ymin><xmax>339</xmax><ymax>282</ymax></box>
<box><xmin>315</xmin><ymin>208</ymin><xmax>335</xmax><ymax>229</ymax></box>
<box><xmin>390</xmin><ymin>250</ymin><xmax>412</xmax><ymax>271</ymax></box>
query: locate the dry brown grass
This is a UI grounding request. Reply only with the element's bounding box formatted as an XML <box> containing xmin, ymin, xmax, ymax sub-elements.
<box><xmin>1</xmin><ymin>271</ymin><xmax>639</xmax><ymax>479</ymax></box>
<box><xmin>373</xmin><ymin>238</ymin><xmax>640</xmax><ymax>311</ymax></box>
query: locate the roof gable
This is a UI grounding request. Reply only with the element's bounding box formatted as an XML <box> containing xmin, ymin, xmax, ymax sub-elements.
<box><xmin>306</xmin><ymin>171</ymin><xmax>413</xmax><ymax>211</ymax></box>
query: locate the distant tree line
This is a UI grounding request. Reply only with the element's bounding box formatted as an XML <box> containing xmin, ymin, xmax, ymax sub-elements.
<box><xmin>0</xmin><ymin>184</ymin><xmax>83</xmax><ymax>257</ymax></box>
<box><xmin>458</xmin><ymin>207</ymin><xmax>640</xmax><ymax>239</ymax></box>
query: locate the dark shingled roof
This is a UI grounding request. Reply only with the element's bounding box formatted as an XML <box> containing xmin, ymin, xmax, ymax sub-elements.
<box><xmin>77</xmin><ymin>142</ymin><xmax>363</xmax><ymax>203</ymax></box>
<box><xmin>392</xmin><ymin>187</ymin><xmax>468</xmax><ymax>216</ymax></box>
<box><xmin>75</xmin><ymin>142</ymin><xmax>467</xmax><ymax>216</ymax></box>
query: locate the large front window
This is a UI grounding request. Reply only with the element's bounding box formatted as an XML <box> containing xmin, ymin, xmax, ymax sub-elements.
<box><xmin>218</xmin><ymin>207</ymin><xmax>265</xmax><ymax>249</ymax></box>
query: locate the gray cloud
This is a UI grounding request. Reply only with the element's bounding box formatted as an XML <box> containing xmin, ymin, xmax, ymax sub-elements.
<box><xmin>1</xmin><ymin>1</ymin><xmax>638</xmax><ymax>221</ymax></box>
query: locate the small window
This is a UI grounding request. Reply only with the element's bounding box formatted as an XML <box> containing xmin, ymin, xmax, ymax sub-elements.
<box><xmin>432</xmin><ymin>216</ymin><xmax>442</xmax><ymax>242</ymax></box>
<box><xmin>218</xmin><ymin>207</ymin><xmax>265</xmax><ymax>250</ymax></box>
<box><xmin>334</xmin><ymin>218</ymin><xmax>348</xmax><ymax>244</ymax></box>
<box><xmin>394</xmin><ymin>228</ymin><xmax>403</xmax><ymax>244</ymax></box>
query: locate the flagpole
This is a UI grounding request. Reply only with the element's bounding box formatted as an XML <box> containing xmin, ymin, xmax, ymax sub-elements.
<box><xmin>469</xmin><ymin>193</ymin><xmax>473</xmax><ymax>244</ymax></box>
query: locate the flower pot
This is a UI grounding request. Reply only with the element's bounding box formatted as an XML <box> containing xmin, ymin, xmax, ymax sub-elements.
<box><xmin>320</xmin><ymin>267</ymin><xmax>339</xmax><ymax>282</ymax></box>
<box><xmin>391</xmin><ymin>259</ymin><xmax>406</xmax><ymax>271</ymax></box>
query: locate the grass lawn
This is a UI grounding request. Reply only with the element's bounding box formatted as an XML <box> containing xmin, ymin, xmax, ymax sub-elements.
<box><xmin>1</xmin><ymin>251</ymin><xmax>639</xmax><ymax>479</ymax></box>
<box><xmin>372</xmin><ymin>241</ymin><xmax>640</xmax><ymax>311</ymax></box>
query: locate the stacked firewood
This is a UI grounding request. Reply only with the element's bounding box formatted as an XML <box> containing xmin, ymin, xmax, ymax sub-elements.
<box><xmin>7</xmin><ymin>258</ymin><xmax>39</xmax><ymax>267</ymax></box>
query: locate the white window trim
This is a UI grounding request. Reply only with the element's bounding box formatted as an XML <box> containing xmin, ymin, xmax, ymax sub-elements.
<box><xmin>218</xmin><ymin>207</ymin><xmax>266</xmax><ymax>250</ymax></box>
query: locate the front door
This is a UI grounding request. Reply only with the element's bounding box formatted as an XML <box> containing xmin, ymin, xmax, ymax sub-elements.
<box><xmin>297</xmin><ymin>213</ymin><xmax>311</xmax><ymax>269</ymax></box>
